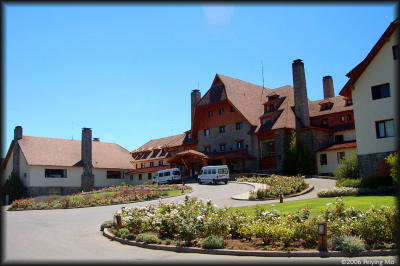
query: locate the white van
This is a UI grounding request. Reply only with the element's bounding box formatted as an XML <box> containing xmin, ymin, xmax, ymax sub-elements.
<box><xmin>197</xmin><ymin>165</ymin><xmax>229</xmax><ymax>185</ymax></box>
<box><xmin>152</xmin><ymin>168</ymin><xmax>182</xmax><ymax>184</ymax></box>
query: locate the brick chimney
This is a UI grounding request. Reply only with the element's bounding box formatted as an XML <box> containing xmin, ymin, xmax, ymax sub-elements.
<box><xmin>191</xmin><ymin>89</ymin><xmax>201</xmax><ymax>126</ymax></box>
<box><xmin>323</xmin><ymin>76</ymin><xmax>334</xmax><ymax>98</ymax></box>
<box><xmin>81</xmin><ymin>128</ymin><xmax>94</xmax><ymax>191</ymax></box>
<box><xmin>292</xmin><ymin>59</ymin><xmax>310</xmax><ymax>128</ymax></box>
<box><xmin>12</xmin><ymin>126</ymin><xmax>23</xmax><ymax>176</ymax></box>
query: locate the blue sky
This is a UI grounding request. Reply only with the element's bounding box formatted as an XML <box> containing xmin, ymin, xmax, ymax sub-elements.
<box><xmin>3</xmin><ymin>3</ymin><xmax>397</xmax><ymax>157</ymax></box>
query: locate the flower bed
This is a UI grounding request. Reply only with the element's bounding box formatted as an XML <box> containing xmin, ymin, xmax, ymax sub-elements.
<box><xmin>236</xmin><ymin>175</ymin><xmax>308</xmax><ymax>199</ymax></box>
<box><xmin>106</xmin><ymin>196</ymin><xmax>396</xmax><ymax>252</ymax></box>
<box><xmin>8</xmin><ymin>184</ymin><xmax>191</xmax><ymax>211</ymax></box>
<box><xmin>317</xmin><ymin>186</ymin><xmax>396</xmax><ymax>198</ymax></box>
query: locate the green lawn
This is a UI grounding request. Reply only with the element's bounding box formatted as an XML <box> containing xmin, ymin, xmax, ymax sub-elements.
<box><xmin>234</xmin><ymin>195</ymin><xmax>397</xmax><ymax>217</ymax></box>
<box><xmin>162</xmin><ymin>188</ymin><xmax>192</xmax><ymax>197</ymax></box>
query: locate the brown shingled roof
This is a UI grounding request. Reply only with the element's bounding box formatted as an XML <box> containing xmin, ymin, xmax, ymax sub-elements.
<box><xmin>133</xmin><ymin>133</ymin><xmax>186</xmax><ymax>152</ymax></box>
<box><xmin>17</xmin><ymin>136</ymin><xmax>133</xmax><ymax>169</ymax></box>
<box><xmin>317</xmin><ymin>140</ymin><xmax>357</xmax><ymax>152</ymax></box>
<box><xmin>308</xmin><ymin>96</ymin><xmax>353</xmax><ymax>117</ymax></box>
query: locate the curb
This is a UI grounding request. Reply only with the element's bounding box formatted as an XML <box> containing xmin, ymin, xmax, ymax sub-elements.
<box><xmin>103</xmin><ymin>228</ymin><xmax>397</xmax><ymax>257</ymax></box>
<box><xmin>231</xmin><ymin>182</ymin><xmax>314</xmax><ymax>201</ymax></box>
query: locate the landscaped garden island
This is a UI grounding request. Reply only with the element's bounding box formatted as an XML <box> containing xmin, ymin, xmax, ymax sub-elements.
<box><xmin>7</xmin><ymin>183</ymin><xmax>191</xmax><ymax>210</ymax></box>
<box><xmin>101</xmin><ymin>174</ymin><xmax>397</xmax><ymax>255</ymax></box>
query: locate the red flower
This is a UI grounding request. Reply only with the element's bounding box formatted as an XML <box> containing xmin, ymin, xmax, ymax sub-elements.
<box><xmin>114</xmin><ymin>193</ymin><xmax>118</xmax><ymax>197</ymax></box>
<box><xmin>97</xmin><ymin>198</ymin><xmax>100</xmax><ymax>201</ymax></box>
<box><xmin>124</xmin><ymin>190</ymin><xmax>129</xmax><ymax>193</ymax></box>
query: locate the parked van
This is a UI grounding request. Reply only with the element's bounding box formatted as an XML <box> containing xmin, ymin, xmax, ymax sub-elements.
<box><xmin>152</xmin><ymin>168</ymin><xmax>182</xmax><ymax>184</ymax></box>
<box><xmin>197</xmin><ymin>165</ymin><xmax>229</xmax><ymax>185</ymax></box>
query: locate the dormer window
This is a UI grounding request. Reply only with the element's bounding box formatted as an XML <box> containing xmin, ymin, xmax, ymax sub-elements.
<box><xmin>263</xmin><ymin>118</ymin><xmax>272</xmax><ymax>127</ymax></box>
<box><xmin>267</xmin><ymin>92</ymin><xmax>279</xmax><ymax>100</ymax></box>
<box><xmin>265</xmin><ymin>104</ymin><xmax>275</xmax><ymax>113</ymax></box>
<box><xmin>346</xmin><ymin>99</ymin><xmax>353</xmax><ymax>106</ymax></box>
<box><xmin>320</xmin><ymin>102</ymin><xmax>333</xmax><ymax>111</ymax></box>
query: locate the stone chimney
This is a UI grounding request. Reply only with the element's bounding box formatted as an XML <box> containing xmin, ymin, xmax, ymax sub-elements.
<box><xmin>12</xmin><ymin>126</ymin><xmax>23</xmax><ymax>176</ymax></box>
<box><xmin>191</xmin><ymin>89</ymin><xmax>201</xmax><ymax>126</ymax></box>
<box><xmin>292</xmin><ymin>59</ymin><xmax>310</xmax><ymax>128</ymax></box>
<box><xmin>81</xmin><ymin>128</ymin><xmax>94</xmax><ymax>191</ymax></box>
<box><xmin>323</xmin><ymin>76</ymin><xmax>335</xmax><ymax>99</ymax></box>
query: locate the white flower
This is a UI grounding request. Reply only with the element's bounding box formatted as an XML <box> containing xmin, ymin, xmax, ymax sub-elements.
<box><xmin>326</xmin><ymin>203</ymin><xmax>332</xmax><ymax>206</ymax></box>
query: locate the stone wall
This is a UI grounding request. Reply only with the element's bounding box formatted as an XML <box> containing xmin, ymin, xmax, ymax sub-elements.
<box><xmin>274</xmin><ymin>129</ymin><xmax>292</xmax><ymax>173</ymax></box>
<box><xmin>358</xmin><ymin>151</ymin><xmax>394</xmax><ymax>178</ymax></box>
<box><xmin>27</xmin><ymin>186</ymin><xmax>83</xmax><ymax>197</ymax></box>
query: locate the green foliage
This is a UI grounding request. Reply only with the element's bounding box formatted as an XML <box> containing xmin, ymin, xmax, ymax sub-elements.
<box><xmin>135</xmin><ymin>233</ymin><xmax>161</xmax><ymax>244</ymax></box>
<box><xmin>118</xmin><ymin>228</ymin><xmax>130</xmax><ymax>239</ymax></box>
<box><xmin>317</xmin><ymin>187</ymin><xmax>358</xmax><ymax>197</ymax></box>
<box><xmin>360</xmin><ymin>175</ymin><xmax>393</xmax><ymax>189</ymax></box>
<box><xmin>119</xmin><ymin>181</ymin><xmax>127</xmax><ymax>186</ymax></box>
<box><xmin>385</xmin><ymin>152</ymin><xmax>398</xmax><ymax>185</ymax></box>
<box><xmin>165</xmin><ymin>238</ymin><xmax>172</xmax><ymax>245</ymax></box>
<box><xmin>336</xmin><ymin>178</ymin><xmax>362</xmax><ymax>188</ymax></box>
<box><xmin>100</xmin><ymin>220</ymin><xmax>115</xmax><ymax>231</ymax></box>
<box><xmin>334</xmin><ymin>152</ymin><xmax>360</xmax><ymax>179</ymax></box>
<box><xmin>331</xmin><ymin>235</ymin><xmax>365</xmax><ymax>254</ymax></box>
<box><xmin>2</xmin><ymin>171</ymin><xmax>27</xmax><ymax>203</ymax></box>
<box><xmin>201</xmin><ymin>235</ymin><xmax>225</xmax><ymax>249</ymax></box>
<box><xmin>283</xmin><ymin>131</ymin><xmax>314</xmax><ymax>175</ymax></box>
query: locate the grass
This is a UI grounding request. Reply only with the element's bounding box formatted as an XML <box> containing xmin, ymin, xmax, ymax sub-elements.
<box><xmin>162</xmin><ymin>188</ymin><xmax>192</xmax><ymax>197</ymax></box>
<box><xmin>234</xmin><ymin>195</ymin><xmax>397</xmax><ymax>217</ymax></box>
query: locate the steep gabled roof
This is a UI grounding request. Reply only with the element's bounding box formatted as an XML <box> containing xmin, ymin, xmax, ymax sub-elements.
<box><xmin>340</xmin><ymin>18</ymin><xmax>399</xmax><ymax>97</ymax></box>
<box><xmin>133</xmin><ymin>133</ymin><xmax>186</xmax><ymax>152</ymax></box>
<box><xmin>308</xmin><ymin>96</ymin><xmax>353</xmax><ymax>117</ymax></box>
<box><xmin>15</xmin><ymin>136</ymin><xmax>133</xmax><ymax>169</ymax></box>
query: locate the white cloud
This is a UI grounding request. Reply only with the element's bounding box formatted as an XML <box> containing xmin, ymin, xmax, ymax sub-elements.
<box><xmin>202</xmin><ymin>5</ymin><xmax>235</xmax><ymax>36</ymax></box>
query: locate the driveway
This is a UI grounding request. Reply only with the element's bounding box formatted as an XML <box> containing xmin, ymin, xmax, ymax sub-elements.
<box><xmin>5</xmin><ymin>177</ymin><xmax>390</xmax><ymax>264</ymax></box>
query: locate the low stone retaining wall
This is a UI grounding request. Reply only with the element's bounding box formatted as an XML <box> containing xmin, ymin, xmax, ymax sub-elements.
<box><xmin>103</xmin><ymin>228</ymin><xmax>397</xmax><ymax>257</ymax></box>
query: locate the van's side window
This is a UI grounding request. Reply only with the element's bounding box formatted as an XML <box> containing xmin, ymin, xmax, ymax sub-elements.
<box><xmin>211</xmin><ymin>169</ymin><xmax>216</xmax><ymax>174</ymax></box>
<box><xmin>159</xmin><ymin>172</ymin><xmax>164</xmax><ymax>177</ymax></box>
<box><xmin>164</xmin><ymin>172</ymin><xmax>170</xmax><ymax>176</ymax></box>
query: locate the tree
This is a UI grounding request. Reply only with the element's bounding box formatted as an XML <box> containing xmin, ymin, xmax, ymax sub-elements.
<box><xmin>385</xmin><ymin>152</ymin><xmax>398</xmax><ymax>185</ymax></box>
<box><xmin>1</xmin><ymin>171</ymin><xmax>27</xmax><ymax>204</ymax></box>
<box><xmin>333</xmin><ymin>151</ymin><xmax>360</xmax><ymax>180</ymax></box>
<box><xmin>283</xmin><ymin>131</ymin><xmax>314</xmax><ymax>175</ymax></box>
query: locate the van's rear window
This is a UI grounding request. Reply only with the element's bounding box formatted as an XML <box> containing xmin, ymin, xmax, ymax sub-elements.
<box><xmin>173</xmin><ymin>171</ymin><xmax>180</xmax><ymax>175</ymax></box>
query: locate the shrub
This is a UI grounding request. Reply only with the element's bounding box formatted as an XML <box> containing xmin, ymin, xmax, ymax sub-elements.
<box><xmin>118</xmin><ymin>228</ymin><xmax>130</xmax><ymax>239</ymax></box>
<box><xmin>135</xmin><ymin>233</ymin><xmax>148</xmax><ymax>242</ymax></box>
<box><xmin>360</xmin><ymin>175</ymin><xmax>393</xmax><ymax>189</ymax></box>
<box><xmin>100</xmin><ymin>220</ymin><xmax>115</xmax><ymax>231</ymax></box>
<box><xmin>165</xmin><ymin>238</ymin><xmax>172</xmax><ymax>245</ymax></box>
<box><xmin>119</xmin><ymin>181</ymin><xmax>127</xmax><ymax>186</ymax></box>
<box><xmin>334</xmin><ymin>152</ymin><xmax>359</xmax><ymax>180</ymax></box>
<box><xmin>336</xmin><ymin>178</ymin><xmax>362</xmax><ymax>188</ymax></box>
<box><xmin>142</xmin><ymin>234</ymin><xmax>161</xmax><ymax>244</ymax></box>
<box><xmin>317</xmin><ymin>187</ymin><xmax>358</xmax><ymax>197</ymax></box>
<box><xmin>2</xmin><ymin>171</ymin><xmax>27</xmax><ymax>203</ymax></box>
<box><xmin>331</xmin><ymin>235</ymin><xmax>365</xmax><ymax>254</ymax></box>
<box><xmin>385</xmin><ymin>152</ymin><xmax>398</xmax><ymax>185</ymax></box>
<box><xmin>201</xmin><ymin>235</ymin><xmax>225</xmax><ymax>249</ymax></box>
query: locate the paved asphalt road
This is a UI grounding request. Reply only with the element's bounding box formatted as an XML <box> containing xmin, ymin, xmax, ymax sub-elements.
<box><xmin>2</xmin><ymin>178</ymin><xmax>396</xmax><ymax>264</ymax></box>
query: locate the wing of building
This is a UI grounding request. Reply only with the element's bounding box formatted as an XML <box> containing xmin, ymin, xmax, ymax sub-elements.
<box><xmin>1</xmin><ymin>127</ymin><xmax>135</xmax><ymax>196</ymax></box>
<box><xmin>131</xmin><ymin>61</ymin><xmax>357</xmax><ymax>179</ymax></box>
<box><xmin>339</xmin><ymin>18</ymin><xmax>399</xmax><ymax>178</ymax></box>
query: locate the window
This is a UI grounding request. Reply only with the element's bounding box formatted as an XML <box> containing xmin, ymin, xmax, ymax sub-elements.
<box><xmin>139</xmin><ymin>174</ymin><xmax>142</xmax><ymax>180</ymax></box>
<box><xmin>219</xmin><ymin>108</ymin><xmax>224</xmax><ymax>115</ymax></box>
<box><xmin>322</xmin><ymin>119</ymin><xmax>328</xmax><ymax>126</ymax></box>
<box><xmin>220</xmin><ymin>143</ymin><xmax>226</xmax><ymax>152</ymax></box>
<box><xmin>346</xmin><ymin>99</ymin><xmax>353</xmax><ymax>106</ymax></box>
<box><xmin>204</xmin><ymin>145</ymin><xmax>210</xmax><ymax>152</ymax></box>
<box><xmin>219</xmin><ymin>126</ymin><xmax>225</xmax><ymax>133</ymax></box>
<box><xmin>320</xmin><ymin>154</ymin><xmax>327</xmax><ymax>165</ymax></box>
<box><xmin>158</xmin><ymin>161</ymin><xmax>163</xmax><ymax>166</ymax></box>
<box><xmin>130</xmin><ymin>175</ymin><xmax>133</xmax><ymax>181</ymax></box>
<box><xmin>164</xmin><ymin>171</ymin><xmax>170</xmax><ymax>177</ymax></box>
<box><xmin>218</xmin><ymin>168</ymin><xmax>228</xmax><ymax>174</ymax></box>
<box><xmin>230</xmin><ymin>106</ymin><xmax>236</xmax><ymax>112</ymax></box>
<box><xmin>141</xmin><ymin>163</ymin><xmax>145</xmax><ymax>168</ymax></box>
<box><xmin>158</xmin><ymin>172</ymin><xmax>164</xmax><ymax>177</ymax></box>
<box><xmin>236</xmin><ymin>140</ymin><xmax>244</xmax><ymax>150</ymax></box>
<box><xmin>376</xmin><ymin>119</ymin><xmax>395</xmax><ymax>138</ymax></box>
<box><xmin>150</xmin><ymin>162</ymin><xmax>154</xmax><ymax>167</ymax></box>
<box><xmin>107</xmin><ymin>171</ymin><xmax>123</xmax><ymax>179</ymax></box>
<box><xmin>204</xmin><ymin>128</ymin><xmax>210</xmax><ymax>136</ymax></box>
<box><xmin>208</xmin><ymin>111</ymin><xmax>213</xmax><ymax>117</ymax></box>
<box><xmin>266</xmin><ymin>104</ymin><xmax>275</xmax><ymax>112</ymax></box>
<box><xmin>173</xmin><ymin>170</ymin><xmax>180</xmax><ymax>175</ymax></box>
<box><xmin>340</xmin><ymin>115</ymin><xmax>345</xmax><ymax>122</ymax></box>
<box><xmin>348</xmin><ymin>114</ymin><xmax>352</xmax><ymax>121</ymax></box>
<box><xmin>320</xmin><ymin>103</ymin><xmax>332</xmax><ymax>111</ymax></box>
<box><xmin>337</xmin><ymin>152</ymin><xmax>345</xmax><ymax>164</ymax></box>
<box><xmin>136</xmin><ymin>164</ymin><xmax>138</xmax><ymax>169</ymax></box>
<box><xmin>148</xmin><ymin>173</ymin><xmax>152</xmax><ymax>180</ymax></box>
<box><xmin>236</xmin><ymin>122</ymin><xmax>243</xmax><ymax>130</ymax></box>
<box><xmin>393</xmin><ymin>45</ymin><xmax>399</xmax><ymax>60</ymax></box>
<box><xmin>263</xmin><ymin>118</ymin><xmax>271</xmax><ymax>126</ymax></box>
<box><xmin>45</xmin><ymin>169</ymin><xmax>67</xmax><ymax>178</ymax></box>
<box><xmin>371</xmin><ymin>83</ymin><xmax>390</xmax><ymax>100</ymax></box>
<box><xmin>211</xmin><ymin>169</ymin><xmax>216</xmax><ymax>174</ymax></box>
<box><xmin>187</xmin><ymin>133</ymin><xmax>191</xmax><ymax>139</ymax></box>
<box><xmin>335</xmin><ymin>135</ymin><xmax>344</xmax><ymax>144</ymax></box>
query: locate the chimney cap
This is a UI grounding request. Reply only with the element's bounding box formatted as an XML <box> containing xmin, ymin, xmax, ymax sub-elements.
<box><xmin>192</xmin><ymin>89</ymin><xmax>200</xmax><ymax>93</ymax></box>
<box><xmin>323</xmin><ymin>75</ymin><xmax>332</xmax><ymax>79</ymax></box>
<box><xmin>293</xmin><ymin>59</ymin><xmax>303</xmax><ymax>64</ymax></box>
